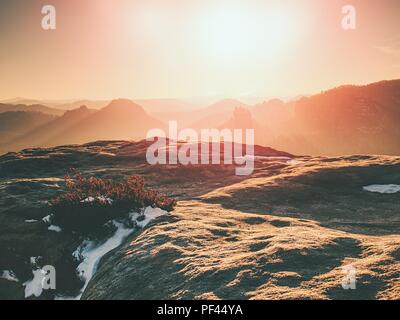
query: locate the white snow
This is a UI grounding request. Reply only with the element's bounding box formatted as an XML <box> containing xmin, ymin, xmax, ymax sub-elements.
<box><xmin>363</xmin><ymin>184</ymin><xmax>400</xmax><ymax>194</ymax></box>
<box><xmin>48</xmin><ymin>225</ymin><xmax>62</xmax><ymax>233</ymax></box>
<box><xmin>81</xmin><ymin>196</ymin><xmax>95</xmax><ymax>203</ymax></box>
<box><xmin>81</xmin><ymin>196</ymin><xmax>113</xmax><ymax>205</ymax></box>
<box><xmin>65</xmin><ymin>206</ymin><xmax>167</xmax><ymax>300</ymax></box>
<box><xmin>130</xmin><ymin>206</ymin><xmax>167</xmax><ymax>228</ymax></box>
<box><xmin>97</xmin><ymin>196</ymin><xmax>113</xmax><ymax>204</ymax></box>
<box><xmin>23</xmin><ymin>269</ymin><xmax>46</xmax><ymax>298</ymax></box>
<box><xmin>30</xmin><ymin>256</ymin><xmax>41</xmax><ymax>266</ymax></box>
<box><xmin>42</xmin><ymin>215</ymin><xmax>52</xmax><ymax>223</ymax></box>
<box><xmin>25</xmin><ymin>219</ymin><xmax>38</xmax><ymax>223</ymax></box>
<box><xmin>72</xmin><ymin>222</ymin><xmax>133</xmax><ymax>299</ymax></box>
<box><xmin>1</xmin><ymin>270</ymin><xmax>19</xmax><ymax>282</ymax></box>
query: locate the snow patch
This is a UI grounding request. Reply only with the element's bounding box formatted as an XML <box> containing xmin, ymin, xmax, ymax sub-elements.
<box><xmin>80</xmin><ymin>196</ymin><xmax>95</xmax><ymax>203</ymax></box>
<box><xmin>1</xmin><ymin>270</ymin><xmax>19</xmax><ymax>282</ymax></box>
<box><xmin>25</xmin><ymin>219</ymin><xmax>38</xmax><ymax>223</ymax></box>
<box><xmin>81</xmin><ymin>196</ymin><xmax>113</xmax><ymax>205</ymax></box>
<box><xmin>23</xmin><ymin>269</ymin><xmax>46</xmax><ymax>298</ymax></box>
<box><xmin>30</xmin><ymin>256</ymin><xmax>41</xmax><ymax>267</ymax></box>
<box><xmin>130</xmin><ymin>206</ymin><xmax>167</xmax><ymax>228</ymax></box>
<box><xmin>72</xmin><ymin>222</ymin><xmax>133</xmax><ymax>299</ymax></box>
<box><xmin>42</xmin><ymin>215</ymin><xmax>52</xmax><ymax>223</ymax></box>
<box><xmin>48</xmin><ymin>225</ymin><xmax>62</xmax><ymax>233</ymax></box>
<box><xmin>65</xmin><ymin>206</ymin><xmax>167</xmax><ymax>300</ymax></box>
<box><xmin>363</xmin><ymin>184</ymin><xmax>400</xmax><ymax>194</ymax></box>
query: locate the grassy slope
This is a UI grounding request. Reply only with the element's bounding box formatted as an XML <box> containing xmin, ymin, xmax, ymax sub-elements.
<box><xmin>0</xmin><ymin>141</ymin><xmax>399</xmax><ymax>300</ymax></box>
<box><xmin>83</xmin><ymin>201</ymin><xmax>400</xmax><ymax>300</ymax></box>
<box><xmin>82</xmin><ymin>154</ymin><xmax>400</xmax><ymax>300</ymax></box>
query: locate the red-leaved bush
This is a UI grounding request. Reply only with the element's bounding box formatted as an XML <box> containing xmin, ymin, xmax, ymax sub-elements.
<box><xmin>49</xmin><ymin>170</ymin><xmax>176</xmax><ymax>235</ymax></box>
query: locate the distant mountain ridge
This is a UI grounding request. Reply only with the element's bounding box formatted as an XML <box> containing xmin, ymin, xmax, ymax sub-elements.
<box><xmin>0</xmin><ymin>111</ymin><xmax>56</xmax><ymax>145</ymax></box>
<box><xmin>1</xmin><ymin>79</ymin><xmax>400</xmax><ymax>155</ymax></box>
<box><xmin>5</xmin><ymin>106</ymin><xmax>95</xmax><ymax>152</ymax></box>
<box><xmin>45</xmin><ymin>99</ymin><xmax>163</xmax><ymax>146</ymax></box>
<box><xmin>0</xmin><ymin>103</ymin><xmax>64</xmax><ymax>116</ymax></box>
<box><xmin>291</xmin><ymin>79</ymin><xmax>400</xmax><ymax>155</ymax></box>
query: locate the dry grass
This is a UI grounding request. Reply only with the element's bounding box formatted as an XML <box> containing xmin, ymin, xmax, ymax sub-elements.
<box><xmin>83</xmin><ymin>201</ymin><xmax>400</xmax><ymax>300</ymax></box>
<box><xmin>1</xmin><ymin>140</ymin><xmax>399</xmax><ymax>300</ymax></box>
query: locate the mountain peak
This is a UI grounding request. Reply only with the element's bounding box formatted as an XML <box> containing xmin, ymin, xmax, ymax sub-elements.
<box><xmin>61</xmin><ymin>105</ymin><xmax>93</xmax><ymax>119</ymax></box>
<box><xmin>101</xmin><ymin>99</ymin><xmax>145</xmax><ymax>114</ymax></box>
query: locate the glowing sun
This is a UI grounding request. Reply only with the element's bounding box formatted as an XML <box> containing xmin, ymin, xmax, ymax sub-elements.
<box><xmin>196</xmin><ymin>4</ymin><xmax>298</xmax><ymax>62</ymax></box>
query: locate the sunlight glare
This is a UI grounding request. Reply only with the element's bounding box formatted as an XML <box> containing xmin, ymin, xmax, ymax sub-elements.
<box><xmin>196</xmin><ymin>5</ymin><xmax>298</xmax><ymax>63</ymax></box>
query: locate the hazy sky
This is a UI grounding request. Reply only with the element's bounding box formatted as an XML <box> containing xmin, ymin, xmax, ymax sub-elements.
<box><xmin>0</xmin><ymin>0</ymin><xmax>399</xmax><ymax>100</ymax></box>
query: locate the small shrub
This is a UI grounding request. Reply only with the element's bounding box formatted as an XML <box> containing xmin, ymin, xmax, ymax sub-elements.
<box><xmin>49</xmin><ymin>170</ymin><xmax>176</xmax><ymax>236</ymax></box>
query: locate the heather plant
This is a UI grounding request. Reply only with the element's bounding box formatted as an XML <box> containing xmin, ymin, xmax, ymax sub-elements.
<box><xmin>49</xmin><ymin>170</ymin><xmax>176</xmax><ymax>235</ymax></box>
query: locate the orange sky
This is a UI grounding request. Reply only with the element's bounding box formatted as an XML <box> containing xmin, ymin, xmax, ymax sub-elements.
<box><xmin>0</xmin><ymin>0</ymin><xmax>399</xmax><ymax>101</ymax></box>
